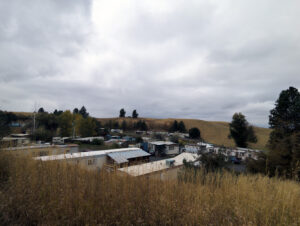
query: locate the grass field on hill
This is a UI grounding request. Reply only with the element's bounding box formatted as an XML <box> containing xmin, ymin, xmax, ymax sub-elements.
<box><xmin>97</xmin><ymin>117</ymin><xmax>271</xmax><ymax>150</ymax></box>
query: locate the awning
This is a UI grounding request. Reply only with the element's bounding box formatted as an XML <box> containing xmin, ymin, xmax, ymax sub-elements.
<box><xmin>107</xmin><ymin>149</ymin><xmax>150</xmax><ymax>164</ymax></box>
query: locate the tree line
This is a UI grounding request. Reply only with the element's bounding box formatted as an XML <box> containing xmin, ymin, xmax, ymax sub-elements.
<box><xmin>119</xmin><ymin>108</ymin><xmax>138</xmax><ymax>118</ymax></box>
<box><xmin>228</xmin><ymin>87</ymin><xmax>300</xmax><ymax>180</ymax></box>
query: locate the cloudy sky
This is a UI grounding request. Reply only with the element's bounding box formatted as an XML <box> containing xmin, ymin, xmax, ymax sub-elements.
<box><xmin>0</xmin><ymin>0</ymin><xmax>299</xmax><ymax>127</ymax></box>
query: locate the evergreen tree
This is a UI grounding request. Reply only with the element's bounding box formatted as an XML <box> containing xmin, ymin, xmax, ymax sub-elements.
<box><xmin>169</xmin><ymin>120</ymin><xmax>178</xmax><ymax>132</ymax></box>
<box><xmin>73</xmin><ymin>108</ymin><xmax>79</xmax><ymax>114</ymax></box>
<box><xmin>121</xmin><ymin>120</ymin><xmax>127</xmax><ymax>131</ymax></box>
<box><xmin>53</xmin><ymin>109</ymin><xmax>63</xmax><ymax>116</ymax></box>
<box><xmin>79</xmin><ymin>106</ymin><xmax>89</xmax><ymax>118</ymax></box>
<box><xmin>229</xmin><ymin>113</ymin><xmax>257</xmax><ymax>148</ymax></box>
<box><xmin>132</xmin><ymin>110</ymin><xmax>138</xmax><ymax>118</ymax></box>
<box><xmin>189</xmin><ymin>127</ymin><xmax>201</xmax><ymax>139</ymax></box>
<box><xmin>0</xmin><ymin>111</ymin><xmax>17</xmax><ymax>138</ymax></box>
<box><xmin>113</xmin><ymin>121</ymin><xmax>119</xmax><ymax>129</ymax></box>
<box><xmin>268</xmin><ymin>87</ymin><xmax>300</xmax><ymax>178</ymax></box>
<box><xmin>119</xmin><ymin>108</ymin><xmax>126</xmax><ymax>118</ymax></box>
<box><xmin>178</xmin><ymin>121</ymin><xmax>187</xmax><ymax>133</ymax></box>
<box><xmin>38</xmin><ymin>107</ymin><xmax>45</xmax><ymax>113</ymax></box>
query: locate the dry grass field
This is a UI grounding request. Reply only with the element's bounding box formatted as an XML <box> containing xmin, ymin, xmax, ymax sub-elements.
<box><xmin>0</xmin><ymin>151</ymin><xmax>299</xmax><ymax>225</ymax></box>
<box><xmin>98</xmin><ymin>117</ymin><xmax>271</xmax><ymax>150</ymax></box>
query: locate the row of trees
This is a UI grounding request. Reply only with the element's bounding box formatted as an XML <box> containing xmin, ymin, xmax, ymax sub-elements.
<box><xmin>32</xmin><ymin>106</ymin><xmax>101</xmax><ymax>141</ymax></box>
<box><xmin>169</xmin><ymin>120</ymin><xmax>187</xmax><ymax>133</ymax></box>
<box><xmin>244</xmin><ymin>87</ymin><xmax>300</xmax><ymax>179</ymax></box>
<box><xmin>119</xmin><ymin>108</ymin><xmax>138</xmax><ymax>118</ymax></box>
<box><xmin>104</xmin><ymin>119</ymin><xmax>148</xmax><ymax>131</ymax></box>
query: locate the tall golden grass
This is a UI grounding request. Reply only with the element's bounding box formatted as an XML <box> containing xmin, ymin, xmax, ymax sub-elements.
<box><xmin>0</xmin><ymin>151</ymin><xmax>299</xmax><ymax>225</ymax></box>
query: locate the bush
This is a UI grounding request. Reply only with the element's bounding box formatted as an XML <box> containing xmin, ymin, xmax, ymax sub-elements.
<box><xmin>189</xmin><ymin>127</ymin><xmax>201</xmax><ymax>139</ymax></box>
<box><xmin>91</xmin><ymin>139</ymin><xmax>104</xmax><ymax>145</ymax></box>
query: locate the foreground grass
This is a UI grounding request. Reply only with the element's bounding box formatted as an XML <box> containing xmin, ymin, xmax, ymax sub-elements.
<box><xmin>0</xmin><ymin>152</ymin><xmax>299</xmax><ymax>225</ymax></box>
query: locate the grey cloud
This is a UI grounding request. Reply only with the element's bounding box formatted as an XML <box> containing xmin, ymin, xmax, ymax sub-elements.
<box><xmin>0</xmin><ymin>0</ymin><xmax>300</xmax><ymax>127</ymax></box>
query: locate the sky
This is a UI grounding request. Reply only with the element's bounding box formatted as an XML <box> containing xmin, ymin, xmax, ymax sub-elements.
<box><xmin>0</xmin><ymin>0</ymin><xmax>299</xmax><ymax>127</ymax></box>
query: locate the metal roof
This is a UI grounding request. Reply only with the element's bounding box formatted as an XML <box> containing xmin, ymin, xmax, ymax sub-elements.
<box><xmin>107</xmin><ymin>149</ymin><xmax>150</xmax><ymax>164</ymax></box>
<box><xmin>149</xmin><ymin>141</ymin><xmax>175</xmax><ymax>146</ymax></box>
<box><xmin>35</xmin><ymin>148</ymin><xmax>146</xmax><ymax>161</ymax></box>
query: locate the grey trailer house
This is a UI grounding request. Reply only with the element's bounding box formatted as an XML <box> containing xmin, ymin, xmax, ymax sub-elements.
<box><xmin>35</xmin><ymin>147</ymin><xmax>150</xmax><ymax>171</ymax></box>
<box><xmin>148</xmin><ymin>141</ymin><xmax>179</xmax><ymax>156</ymax></box>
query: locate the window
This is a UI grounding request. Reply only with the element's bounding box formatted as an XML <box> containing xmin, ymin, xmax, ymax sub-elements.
<box><xmin>87</xmin><ymin>159</ymin><xmax>96</xmax><ymax>165</ymax></box>
<box><xmin>169</xmin><ymin>145</ymin><xmax>174</xmax><ymax>150</ymax></box>
<box><xmin>39</xmin><ymin>151</ymin><xmax>49</xmax><ymax>156</ymax></box>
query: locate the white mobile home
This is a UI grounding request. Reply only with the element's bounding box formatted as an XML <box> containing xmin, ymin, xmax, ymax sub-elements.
<box><xmin>118</xmin><ymin>153</ymin><xmax>197</xmax><ymax>180</ymax></box>
<box><xmin>35</xmin><ymin>148</ymin><xmax>150</xmax><ymax>171</ymax></box>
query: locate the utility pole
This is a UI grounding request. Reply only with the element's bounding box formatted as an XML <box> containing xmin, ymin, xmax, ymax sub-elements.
<box><xmin>72</xmin><ymin>121</ymin><xmax>75</xmax><ymax>138</ymax></box>
<box><xmin>33</xmin><ymin>111</ymin><xmax>36</xmax><ymax>134</ymax></box>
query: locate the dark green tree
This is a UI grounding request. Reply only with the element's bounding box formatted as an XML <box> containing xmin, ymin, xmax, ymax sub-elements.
<box><xmin>73</xmin><ymin>108</ymin><xmax>79</xmax><ymax>114</ymax></box>
<box><xmin>135</xmin><ymin>120</ymin><xmax>148</xmax><ymax>131</ymax></box>
<box><xmin>0</xmin><ymin>111</ymin><xmax>17</xmax><ymax>138</ymax></box>
<box><xmin>178</xmin><ymin>121</ymin><xmax>187</xmax><ymax>133</ymax></box>
<box><xmin>78</xmin><ymin>117</ymin><xmax>96</xmax><ymax>137</ymax></box>
<box><xmin>267</xmin><ymin>87</ymin><xmax>300</xmax><ymax>178</ymax></box>
<box><xmin>113</xmin><ymin>121</ymin><xmax>119</xmax><ymax>129</ymax></box>
<box><xmin>132</xmin><ymin>110</ymin><xmax>138</xmax><ymax>118</ymax></box>
<box><xmin>169</xmin><ymin>120</ymin><xmax>178</xmax><ymax>132</ymax></box>
<box><xmin>119</xmin><ymin>108</ymin><xmax>126</xmax><ymax>118</ymax></box>
<box><xmin>189</xmin><ymin>127</ymin><xmax>200</xmax><ymax>139</ymax></box>
<box><xmin>121</xmin><ymin>120</ymin><xmax>127</xmax><ymax>131</ymax></box>
<box><xmin>229</xmin><ymin>113</ymin><xmax>257</xmax><ymax>148</ymax></box>
<box><xmin>38</xmin><ymin>107</ymin><xmax>45</xmax><ymax>113</ymax></box>
<box><xmin>200</xmin><ymin>153</ymin><xmax>226</xmax><ymax>172</ymax></box>
<box><xmin>53</xmin><ymin>109</ymin><xmax>63</xmax><ymax>116</ymax></box>
<box><xmin>79</xmin><ymin>106</ymin><xmax>89</xmax><ymax>118</ymax></box>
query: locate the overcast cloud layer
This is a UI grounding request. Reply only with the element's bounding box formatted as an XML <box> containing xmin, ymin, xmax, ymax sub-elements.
<box><xmin>0</xmin><ymin>0</ymin><xmax>300</xmax><ymax>127</ymax></box>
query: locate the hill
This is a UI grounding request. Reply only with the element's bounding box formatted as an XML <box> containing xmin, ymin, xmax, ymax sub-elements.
<box><xmin>97</xmin><ymin>117</ymin><xmax>271</xmax><ymax>150</ymax></box>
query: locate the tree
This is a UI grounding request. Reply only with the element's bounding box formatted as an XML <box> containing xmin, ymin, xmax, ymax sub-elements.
<box><xmin>132</xmin><ymin>110</ymin><xmax>138</xmax><ymax>118</ymax></box>
<box><xmin>53</xmin><ymin>109</ymin><xmax>63</xmax><ymax>116</ymax></box>
<box><xmin>135</xmin><ymin>120</ymin><xmax>148</xmax><ymax>131</ymax></box>
<box><xmin>200</xmin><ymin>153</ymin><xmax>226</xmax><ymax>172</ymax></box>
<box><xmin>58</xmin><ymin>111</ymin><xmax>73</xmax><ymax>137</ymax></box>
<box><xmin>189</xmin><ymin>127</ymin><xmax>200</xmax><ymax>139</ymax></box>
<box><xmin>169</xmin><ymin>120</ymin><xmax>178</xmax><ymax>132</ymax></box>
<box><xmin>119</xmin><ymin>108</ymin><xmax>126</xmax><ymax>118</ymax></box>
<box><xmin>73</xmin><ymin>108</ymin><xmax>79</xmax><ymax>114</ymax></box>
<box><xmin>78</xmin><ymin>117</ymin><xmax>97</xmax><ymax>137</ymax></box>
<box><xmin>229</xmin><ymin>113</ymin><xmax>257</xmax><ymax>148</ymax></box>
<box><xmin>113</xmin><ymin>121</ymin><xmax>119</xmax><ymax>129</ymax></box>
<box><xmin>0</xmin><ymin>111</ymin><xmax>17</xmax><ymax>138</ymax></box>
<box><xmin>79</xmin><ymin>106</ymin><xmax>89</xmax><ymax>118</ymax></box>
<box><xmin>36</xmin><ymin>112</ymin><xmax>58</xmax><ymax>131</ymax></box>
<box><xmin>121</xmin><ymin>120</ymin><xmax>127</xmax><ymax>131</ymax></box>
<box><xmin>267</xmin><ymin>87</ymin><xmax>300</xmax><ymax>178</ymax></box>
<box><xmin>38</xmin><ymin>107</ymin><xmax>45</xmax><ymax>113</ymax></box>
<box><xmin>178</xmin><ymin>121</ymin><xmax>187</xmax><ymax>133</ymax></box>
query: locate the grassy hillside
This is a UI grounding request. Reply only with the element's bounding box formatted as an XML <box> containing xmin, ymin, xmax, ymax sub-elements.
<box><xmin>1</xmin><ymin>152</ymin><xmax>299</xmax><ymax>225</ymax></box>
<box><xmin>98</xmin><ymin>117</ymin><xmax>271</xmax><ymax>150</ymax></box>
